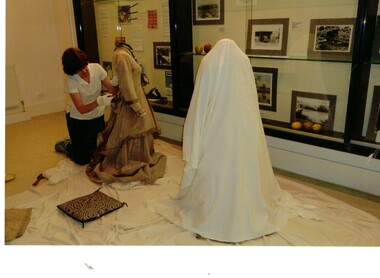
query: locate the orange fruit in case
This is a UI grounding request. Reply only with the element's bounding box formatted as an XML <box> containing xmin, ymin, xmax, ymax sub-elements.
<box><xmin>291</xmin><ymin>121</ymin><xmax>302</xmax><ymax>130</ymax></box>
<box><xmin>312</xmin><ymin>123</ymin><xmax>323</xmax><ymax>133</ymax></box>
<box><xmin>303</xmin><ymin>121</ymin><xmax>314</xmax><ymax>130</ymax></box>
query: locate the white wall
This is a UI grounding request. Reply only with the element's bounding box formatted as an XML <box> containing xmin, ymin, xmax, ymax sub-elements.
<box><xmin>94</xmin><ymin>0</ymin><xmax>171</xmax><ymax>100</ymax></box>
<box><xmin>6</xmin><ymin>0</ymin><xmax>75</xmax><ymax>122</ymax></box>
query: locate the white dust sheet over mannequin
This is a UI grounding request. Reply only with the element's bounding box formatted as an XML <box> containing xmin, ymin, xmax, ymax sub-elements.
<box><xmin>148</xmin><ymin>39</ymin><xmax>320</xmax><ymax>243</ymax></box>
<box><xmin>4</xmin><ymin>138</ymin><xmax>380</xmax><ymax>246</ymax></box>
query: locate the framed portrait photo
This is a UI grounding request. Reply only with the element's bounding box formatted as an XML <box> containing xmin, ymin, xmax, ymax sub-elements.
<box><xmin>291</xmin><ymin>91</ymin><xmax>337</xmax><ymax>131</ymax></box>
<box><xmin>193</xmin><ymin>0</ymin><xmax>224</xmax><ymax>25</ymax></box>
<box><xmin>252</xmin><ymin>67</ymin><xmax>278</xmax><ymax>111</ymax></box>
<box><xmin>365</xmin><ymin>86</ymin><xmax>380</xmax><ymax>141</ymax></box>
<box><xmin>153</xmin><ymin>42</ymin><xmax>171</xmax><ymax>70</ymax></box>
<box><xmin>246</xmin><ymin>18</ymin><xmax>289</xmax><ymax>56</ymax></box>
<box><xmin>307</xmin><ymin>18</ymin><xmax>356</xmax><ymax>61</ymax></box>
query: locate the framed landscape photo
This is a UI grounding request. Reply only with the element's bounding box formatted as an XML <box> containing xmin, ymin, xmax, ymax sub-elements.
<box><xmin>193</xmin><ymin>0</ymin><xmax>224</xmax><ymax>25</ymax></box>
<box><xmin>252</xmin><ymin>67</ymin><xmax>278</xmax><ymax>111</ymax></box>
<box><xmin>371</xmin><ymin>16</ymin><xmax>380</xmax><ymax>63</ymax></box>
<box><xmin>307</xmin><ymin>18</ymin><xmax>355</xmax><ymax>61</ymax></box>
<box><xmin>153</xmin><ymin>42</ymin><xmax>171</xmax><ymax>70</ymax></box>
<box><xmin>291</xmin><ymin>91</ymin><xmax>337</xmax><ymax>131</ymax></box>
<box><xmin>246</xmin><ymin>18</ymin><xmax>289</xmax><ymax>56</ymax></box>
<box><xmin>365</xmin><ymin>86</ymin><xmax>380</xmax><ymax>141</ymax></box>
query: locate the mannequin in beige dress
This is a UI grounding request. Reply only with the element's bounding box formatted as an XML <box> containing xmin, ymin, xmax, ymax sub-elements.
<box><xmin>86</xmin><ymin>44</ymin><xmax>166</xmax><ymax>184</ymax></box>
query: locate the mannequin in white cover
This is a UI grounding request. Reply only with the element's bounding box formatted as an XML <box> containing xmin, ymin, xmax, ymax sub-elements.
<box><xmin>149</xmin><ymin>39</ymin><xmax>306</xmax><ymax>243</ymax></box>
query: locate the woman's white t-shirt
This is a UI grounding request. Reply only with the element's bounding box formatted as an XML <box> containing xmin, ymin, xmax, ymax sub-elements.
<box><xmin>65</xmin><ymin>63</ymin><xmax>107</xmax><ymax>120</ymax></box>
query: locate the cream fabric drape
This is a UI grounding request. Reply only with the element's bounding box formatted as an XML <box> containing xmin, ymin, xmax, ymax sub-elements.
<box><xmin>149</xmin><ymin>39</ymin><xmax>297</xmax><ymax>243</ymax></box>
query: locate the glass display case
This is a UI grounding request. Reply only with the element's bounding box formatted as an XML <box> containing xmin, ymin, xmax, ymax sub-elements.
<box><xmin>73</xmin><ymin>0</ymin><xmax>379</xmax><ymax>158</ymax></box>
<box><xmin>190</xmin><ymin>0</ymin><xmax>380</xmax><ymax>157</ymax></box>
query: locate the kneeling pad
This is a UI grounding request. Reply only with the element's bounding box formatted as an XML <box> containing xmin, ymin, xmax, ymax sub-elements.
<box><xmin>57</xmin><ymin>188</ymin><xmax>127</xmax><ymax>228</ymax></box>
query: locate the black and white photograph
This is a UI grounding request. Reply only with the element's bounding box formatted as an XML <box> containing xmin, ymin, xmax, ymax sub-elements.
<box><xmin>314</xmin><ymin>25</ymin><xmax>353</xmax><ymax>52</ymax></box>
<box><xmin>193</xmin><ymin>0</ymin><xmax>224</xmax><ymax>25</ymax></box>
<box><xmin>291</xmin><ymin>91</ymin><xmax>337</xmax><ymax>131</ymax></box>
<box><xmin>246</xmin><ymin>18</ymin><xmax>289</xmax><ymax>56</ymax></box>
<box><xmin>153</xmin><ymin>42</ymin><xmax>171</xmax><ymax>69</ymax></box>
<box><xmin>118</xmin><ymin>5</ymin><xmax>131</xmax><ymax>23</ymax></box>
<box><xmin>102</xmin><ymin>61</ymin><xmax>113</xmax><ymax>79</ymax></box>
<box><xmin>308</xmin><ymin>18</ymin><xmax>355</xmax><ymax>61</ymax></box>
<box><xmin>165</xmin><ymin>70</ymin><xmax>173</xmax><ymax>101</ymax></box>
<box><xmin>252</xmin><ymin>67</ymin><xmax>278</xmax><ymax>111</ymax></box>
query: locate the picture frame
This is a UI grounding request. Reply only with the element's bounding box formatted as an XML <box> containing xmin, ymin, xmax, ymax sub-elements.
<box><xmin>307</xmin><ymin>18</ymin><xmax>356</xmax><ymax>61</ymax></box>
<box><xmin>365</xmin><ymin>86</ymin><xmax>380</xmax><ymax>141</ymax></box>
<box><xmin>102</xmin><ymin>61</ymin><xmax>113</xmax><ymax>79</ymax></box>
<box><xmin>371</xmin><ymin>16</ymin><xmax>380</xmax><ymax>63</ymax></box>
<box><xmin>291</xmin><ymin>91</ymin><xmax>337</xmax><ymax>131</ymax></box>
<box><xmin>118</xmin><ymin>5</ymin><xmax>132</xmax><ymax>23</ymax></box>
<box><xmin>153</xmin><ymin>42</ymin><xmax>171</xmax><ymax>70</ymax></box>
<box><xmin>246</xmin><ymin>18</ymin><xmax>289</xmax><ymax>56</ymax></box>
<box><xmin>252</xmin><ymin>67</ymin><xmax>278</xmax><ymax>111</ymax></box>
<box><xmin>165</xmin><ymin>71</ymin><xmax>173</xmax><ymax>101</ymax></box>
<box><xmin>193</xmin><ymin>0</ymin><xmax>224</xmax><ymax>25</ymax></box>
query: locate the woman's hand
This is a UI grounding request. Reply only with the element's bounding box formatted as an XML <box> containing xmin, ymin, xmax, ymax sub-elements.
<box><xmin>97</xmin><ymin>94</ymin><xmax>114</xmax><ymax>106</ymax></box>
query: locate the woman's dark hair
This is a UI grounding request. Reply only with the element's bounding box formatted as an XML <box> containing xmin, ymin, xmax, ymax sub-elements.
<box><xmin>62</xmin><ymin>48</ymin><xmax>88</xmax><ymax>76</ymax></box>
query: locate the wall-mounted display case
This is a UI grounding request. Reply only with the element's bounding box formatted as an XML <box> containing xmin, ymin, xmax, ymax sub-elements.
<box><xmin>190</xmin><ymin>0</ymin><xmax>380</xmax><ymax>157</ymax></box>
<box><xmin>73</xmin><ymin>0</ymin><xmax>379</xmax><ymax>159</ymax></box>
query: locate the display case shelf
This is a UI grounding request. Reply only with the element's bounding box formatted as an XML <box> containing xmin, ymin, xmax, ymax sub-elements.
<box><xmin>191</xmin><ymin>52</ymin><xmax>354</xmax><ymax>63</ymax></box>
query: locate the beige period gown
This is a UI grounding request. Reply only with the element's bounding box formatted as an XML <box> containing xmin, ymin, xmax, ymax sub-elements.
<box><xmin>86</xmin><ymin>45</ymin><xmax>167</xmax><ymax>184</ymax></box>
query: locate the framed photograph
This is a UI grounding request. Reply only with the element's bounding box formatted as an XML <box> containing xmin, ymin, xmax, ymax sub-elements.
<box><xmin>246</xmin><ymin>18</ymin><xmax>289</xmax><ymax>56</ymax></box>
<box><xmin>193</xmin><ymin>0</ymin><xmax>224</xmax><ymax>25</ymax></box>
<box><xmin>165</xmin><ymin>71</ymin><xmax>173</xmax><ymax>101</ymax></box>
<box><xmin>252</xmin><ymin>67</ymin><xmax>278</xmax><ymax>111</ymax></box>
<box><xmin>307</xmin><ymin>18</ymin><xmax>356</xmax><ymax>61</ymax></box>
<box><xmin>102</xmin><ymin>61</ymin><xmax>113</xmax><ymax>79</ymax></box>
<box><xmin>365</xmin><ymin>86</ymin><xmax>380</xmax><ymax>141</ymax></box>
<box><xmin>153</xmin><ymin>42</ymin><xmax>171</xmax><ymax>70</ymax></box>
<box><xmin>118</xmin><ymin>5</ymin><xmax>132</xmax><ymax>23</ymax></box>
<box><xmin>371</xmin><ymin>16</ymin><xmax>380</xmax><ymax>63</ymax></box>
<box><xmin>291</xmin><ymin>91</ymin><xmax>337</xmax><ymax>131</ymax></box>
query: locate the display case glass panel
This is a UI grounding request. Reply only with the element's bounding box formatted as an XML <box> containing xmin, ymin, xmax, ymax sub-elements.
<box><xmin>83</xmin><ymin>0</ymin><xmax>379</xmax><ymax>156</ymax></box>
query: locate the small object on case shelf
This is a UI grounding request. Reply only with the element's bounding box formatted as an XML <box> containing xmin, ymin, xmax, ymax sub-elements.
<box><xmin>376</xmin><ymin>130</ymin><xmax>380</xmax><ymax>143</ymax></box>
<box><xmin>146</xmin><ymin>87</ymin><xmax>168</xmax><ymax>104</ymax></box>
<box><xmin>291</xmin><ymin>121</ymin><xmax>302</xmax><ymax>130</ymax></box>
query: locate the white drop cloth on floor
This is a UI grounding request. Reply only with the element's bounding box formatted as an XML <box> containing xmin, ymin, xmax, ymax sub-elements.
<box><xmin>4</xmin><ymin>139</ymin><xmax>380</xmax><ymax>246</ymax></box>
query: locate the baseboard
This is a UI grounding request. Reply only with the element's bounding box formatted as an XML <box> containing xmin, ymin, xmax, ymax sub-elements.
<box><xmin>266</xmin><ymin>136</ymin><xmax>380</xmax><ymax>196</ymax></box>
<box><xmin>6</xmin><ymin>99</ymin><xmax>66</xmax><ymax>125</ymax></box>
<box><xmin>25</xmin><ymin>99</ymin><xmax>66</xmax><ymax>117</ymax></box>
<box><xmin>156</xmin><ymin>112</ymin><xmax>185</xmax><ymax>142</ymax></box>
<box><xmin>6</xmin><ymin>112</ymin><xmax>31</xmax><ymax>124</ymax></box>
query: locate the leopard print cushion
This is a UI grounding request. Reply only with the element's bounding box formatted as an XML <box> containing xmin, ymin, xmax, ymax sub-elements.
<box><xmin>57</xmin><ymin>188</ymin><xmax>127</xmax><ymax>228</ymax></box>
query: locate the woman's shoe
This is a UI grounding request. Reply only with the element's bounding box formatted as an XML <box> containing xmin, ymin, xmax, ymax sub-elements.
<box><xmin>55</xmin><ymin>138</ymin><xmax>71</xmax><ymax>155</ymax></box>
